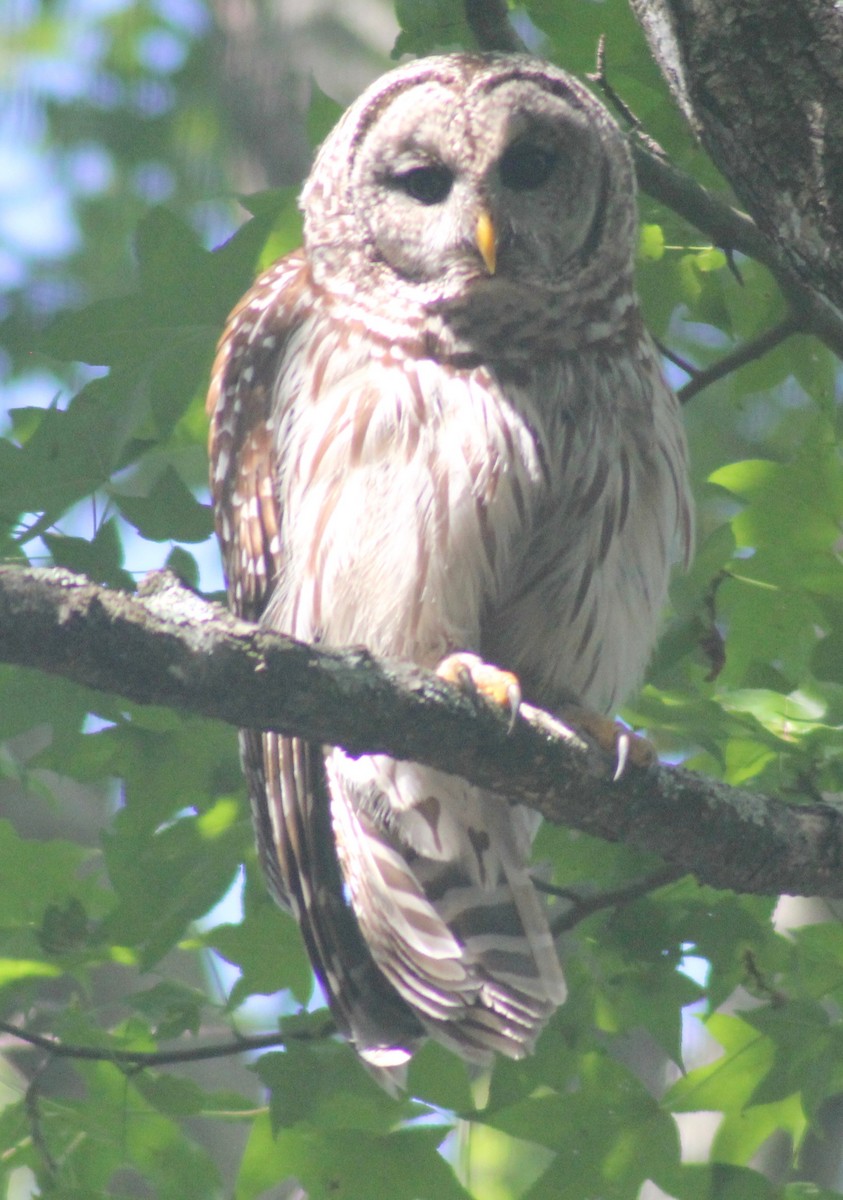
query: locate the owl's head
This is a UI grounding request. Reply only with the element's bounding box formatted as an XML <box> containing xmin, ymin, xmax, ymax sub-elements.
<box><xmin>301</xmin><ymin>54</ymin><xmax>640</xmax><ymax>353</ymax></box>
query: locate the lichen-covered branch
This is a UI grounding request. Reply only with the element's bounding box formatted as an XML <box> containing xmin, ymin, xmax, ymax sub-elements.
<box><xmin>2</xmin><ymin>564</ymin><xmax>842</xmax><ymax>898</ymax></box>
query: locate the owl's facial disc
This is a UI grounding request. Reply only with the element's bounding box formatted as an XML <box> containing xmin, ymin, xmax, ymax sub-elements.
<box><xmin>347</xmin><ymin>77</ymin><xmax>608</xmax><ymax>299</ymax></box>
<box><xmin>479</xmin><ymin>92</ymin><xmax>607</xmax><ymax>284</ymax></box>
<box><xmin>350</xmin><ymin>84</ymin><xmax>484</xmax><ymax>285</ymax></box>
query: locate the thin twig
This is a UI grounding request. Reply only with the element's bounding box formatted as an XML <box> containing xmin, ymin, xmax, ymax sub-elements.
<box><xmin>677</xmin><ymin>315</ymin><xmax>800</xmax><ymax>403</ymax></box>
<box><xmin>0</xmin><ymin>1020</ymin><xmax>334</xmax><ymax>1069</ymax></box>
<box><xmin>654</xmin><ymin>339</ymin><xmax>697</xmax><ymax>379</ymax></box>
<box><xmin>588</xmin><ymin>38</ymin><xmax>629</xmax><ymax>117</ymax></box>
<box><xmin>724</xmin><ymin>248</ymin><xmax>745</xmax><ymax>287</ymax></box>
<box><xmin>742</xmin><ymin>948</ymin><xmax>787</xmax><ymax>1006</ymax></box>
<box><xmin>545</xmin><ymin>866</ymin><xmax>683</xmax><ymax>935</ymax></box>
<box><xmin>587</xmin><ymin>34</ymin><xmax>671</xmax><ymax>158</ymax></box>
<box><xmin>24</xmin><ymin>1062</ymin><xmax>57</xmax><ymax>1182</ymax></box>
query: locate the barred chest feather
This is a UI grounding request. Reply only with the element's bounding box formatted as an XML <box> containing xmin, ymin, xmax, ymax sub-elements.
<box><xmin>269</xmin><ymin>315</ymin><xmax>690</xmax><ymax>717</ymax></box>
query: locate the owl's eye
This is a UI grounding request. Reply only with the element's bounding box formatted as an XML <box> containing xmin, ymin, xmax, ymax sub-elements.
<box><xmin>391</xmin><ymin>164</ymin><xmax>454</xmax><ymax>205</ymax></box>
<box><xmin>500</xmin><ymin>142</ymin><xmax>557</xmax><ymax>191</ymax></box>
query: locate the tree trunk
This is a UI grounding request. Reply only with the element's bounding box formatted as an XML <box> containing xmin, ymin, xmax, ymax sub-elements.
<box><xmin>630</xmin><ymin>0</ymin><xmax>843</xmax><ymax>318</ymax></box>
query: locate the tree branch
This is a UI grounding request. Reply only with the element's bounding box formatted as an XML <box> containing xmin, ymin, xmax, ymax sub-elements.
<box><xmin>0</xmin><ymin>1019</ymin><xmax>332</xmax><ymax>1069</ymax></box>
<box><xmin>676</xmin><ymin>315</ymin><xmax>801</xmax><ymax>403</ymax></box>
<box><xmin>630</xmin><ymin>143</ymin><xmax>843</xmax><ymax>360</ymax></box>
<box><xmin>465</xmin><ymin>0</ymin><xmax>522</xmax><ymax>53</ymax></box>
<box><xmin>544</xmin><ymin>866</ymin><xmax>684</xmax><ymax>935</ymax></box>
<box><xmin>465</xmin><ymin>0</ymin><xmax>525</xmax><ymax>52</ymax></box>
<box><xmin>2</xmin><ymin>564</ymin><xmax>843</xmax><ymax>898</ymax></box>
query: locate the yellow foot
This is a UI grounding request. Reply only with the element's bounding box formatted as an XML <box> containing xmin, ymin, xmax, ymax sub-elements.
<box><xmin>437</xmin><ymin>652</ymin><xmax>521</xmax><ymax>731</ymax></box>
<box><xmin>560</xmin><ymin>705</ymin><xmax>657</xmax><ymax>779</ymax></box>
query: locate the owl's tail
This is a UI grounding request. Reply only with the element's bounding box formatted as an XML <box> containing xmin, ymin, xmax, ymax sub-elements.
<box><xmin>248</xmin><ymin>729</ymin><xmax>565</xmax><ymax>1079</ymax></box>
<box><xmin>244</xmin><ymin>730</ymin><xmax>425</xmax><ymax>1078</ymax></box>
<box><xmin>328</xmin><ymin>752</ymin><xmax>566</xmax><ymax>1066</ymax></box>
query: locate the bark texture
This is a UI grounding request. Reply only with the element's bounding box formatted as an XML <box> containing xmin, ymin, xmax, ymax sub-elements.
<box><xmin>630</xmin><ymin>0</ymin><xmax>843</xmax><ymax>318</ymax></box>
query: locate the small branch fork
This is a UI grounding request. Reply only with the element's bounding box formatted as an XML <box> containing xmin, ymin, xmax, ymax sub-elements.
<box><xmin>463</xmin><ymin>0</ymin><xmax>843</xmax><ymax>367</ymax></box>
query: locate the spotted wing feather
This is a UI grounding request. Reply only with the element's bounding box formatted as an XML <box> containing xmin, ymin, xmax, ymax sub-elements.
<box><xmin>207</xmin><ymin>257</ymin><xmax>424</xmax><ymax>1065</ymax></box>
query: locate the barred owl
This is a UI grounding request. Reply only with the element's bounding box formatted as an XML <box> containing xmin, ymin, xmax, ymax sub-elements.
<box><xmin>207</xmin><ymin>53</ymin><xmax>693</xmax><ymax>1076</ymax></box>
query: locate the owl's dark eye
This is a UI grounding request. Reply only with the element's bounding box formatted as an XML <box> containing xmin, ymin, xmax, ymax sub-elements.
<box><xmin>391</xmin><ymin>164</ymin><xmax>454</xmax><ymax>205</ymax></box>
<box><xmin>500</xmin><ymin>142</ymin><xmax>557</xmax><ymax>191</ymax></box>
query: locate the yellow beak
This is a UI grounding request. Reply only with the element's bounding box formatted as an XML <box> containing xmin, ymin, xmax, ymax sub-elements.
<box><xmin>475</xmin><ymin>211</ymin><xmax>497</xmax><ymax>275</ymax></box>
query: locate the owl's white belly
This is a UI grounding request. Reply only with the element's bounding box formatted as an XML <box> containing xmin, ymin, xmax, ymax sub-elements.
<box><xmin>277</xmin><ymin>340</ymin><xmax>688</xmax><ymax>718</ymax></box>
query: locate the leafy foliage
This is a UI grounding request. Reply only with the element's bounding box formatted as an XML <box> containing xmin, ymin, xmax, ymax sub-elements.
<box><xmin>2</xmin><ymin>1</ymin><xmax>843</xmax><ymax>1197</ymax></box>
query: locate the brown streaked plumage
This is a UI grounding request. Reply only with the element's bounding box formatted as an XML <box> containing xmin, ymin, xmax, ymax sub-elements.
<box><xmin>207</xmin><ymin>53</ymin><xmax>693</xmax><ymax>1081</ymax></box>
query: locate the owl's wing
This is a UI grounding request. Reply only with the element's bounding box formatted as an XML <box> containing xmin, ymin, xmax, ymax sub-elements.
<box><xmin>207</xmin><ymin>256</ymin><xmax>300</xmax><ymax>624</ymax></box>
<box><xmin>207</xmin><ymin>255</ymin><xmax>423</xmax><ymax>1069</ymax></box>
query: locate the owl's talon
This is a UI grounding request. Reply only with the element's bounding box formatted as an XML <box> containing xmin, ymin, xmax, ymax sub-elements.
<box><xmin>437</xmin><ymin>653</ymin><xmax>522</xmax><ymax>731</ymax></box>
<box><xmin>561</xmin><ymin>705</ymin><xmax>656</xmax><ymax>777</ymax></box>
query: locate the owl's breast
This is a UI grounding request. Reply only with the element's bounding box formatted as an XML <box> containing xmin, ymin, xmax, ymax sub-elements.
<box><xmin>271</xmin><ymin>325</ymin><xmax>690</xmax><ymax>716</ymax></box>
<box><xmin>483</xmin><ymin>349</ymin><xmax>692</xmax><ymax>714</ymax></box>
<box><xmin>274</xmin><ymin>337</ymin><xmax>552</xmax><ymax>664</ymax></box>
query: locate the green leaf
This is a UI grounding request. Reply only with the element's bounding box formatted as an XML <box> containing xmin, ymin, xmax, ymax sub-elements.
<box><xmin>237</xmin><ymin>1119</ymin><xmax>471</xmax><ymax>1200</ymax></box>
<box><xmin>393</xmin><ymin>0</ymin><xmax>474</xmax><ymax>55</ymax></box>
<box><xmin>743</xmin><ymin>1001</ymin><xmax>836</xmax><ymax>1116</ymax></box>
<box><xmin>784</xmin><ymin>1185</ymin><xmax>843</xmax><ymax>1200</ymax></box>
<box><xmin>0</xmin><ymin>1096</ymin><xmax>32</xmax><ymax>1184</ymax></box>
<box><xmin>307</xmin><ymin>84</ymin><xmax>344</xmax><ymax>148</ymax></box>
<box><xmin>487</xmin><ymin>1053</ymin><xmax>680</xmax><ymax>1200</ymax></box>
<box><xmin>67</xmin><ymin>1060</ymin><xmax>223</xmax><ymax>1200</ymax></box>
<box><xmin>0</xmin><ymin>957</ymin><xmax>62</xmax><ymax>985</ymax></box>
<box><xmin>133</xmin><ymin>1071</ymin><xmax>255</xmax><ymax>1119</ymax></box>
<box><xmin>655</xmin><ymin>1162</ymin><xmax>779</xmax><ymax>1200</ymax></box>
<box><xmin>207</xmin><ymin>897</ymin><xmax>313</xmax><ymax>1007</ymax></box>
<box><xmin>43</xmin><ymin>516</ymin><xmax>135</xmax><ymax>590</ymax></box>
<box><xmin>127</xmin><ymin>980</ymin><xmax>206</xmax><ymax>1039</ymax></box>
<box><xmin>103</xmin><ymin>805</ymin><xmax>244</xmax><ymax>967</ymax></box>
<box><xmin>165</xmin><ymin>544</ymin><xmax>201</xmax><ymax>588</ymax></box>
<box><xmin>406</xmin><ymin>1039</ymin><xmax>474</xmax><ymax>1113</ymax></box>
<box><xmin>0</xmin><ymin>396</ymin><xmax>125</xmax><ymax>534</ymax></box>
<box><xmin>257</xmin><ymin>1042</ymin><xmax>411</xmax><ymax>1133</ymax></box>
<box><xmin>36</xmin><ymin>897</ymin><xmax>92</xmax><ymax>955</ymax></box>
<box><xmin>713</xmin><ymin>1092</ymin><xmax>807</xmax><ymax>1167</ymax></box>
<box><xmin>84</xmin><ymin>711</ymin><xmax>241</xmax><ymax>834</ymax></box>
<box><xmin>237</xmin><ymin>187</ymin><xmax>304</xmax><ymax>271</ymax></box>
<box><xmin>666</xmin><ymin>1013</ymin><xmax>774</xmax><ymax>1113</ymax></box>
<box><xmin>638</xmin><ymin>222</ymin><xmax>665</xmax><ymax>261</ymax></box>
<box><xmin>115</xmin><ymin>465</ymin><xmax>213</xmax><ymax>542</ymax></box>
<box><xmin>0</xmin><ymin>818</ymin><xmax>102</xmax><ymax>928</ymax></box>
<box><xmin>711</xmin><ymin>451</ymin><xmax>843</xmax><ymax>566</ymax></box>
